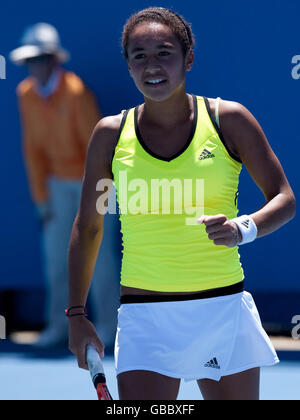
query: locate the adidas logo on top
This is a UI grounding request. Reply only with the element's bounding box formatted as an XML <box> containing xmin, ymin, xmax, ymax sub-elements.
<box><xmin>204</xmin><ymin>358</ymin><xmax>221</xmax><ymax>369</ymax></box>
<box><xmin>199</xmin><ymin>149</ymin><xmax>215</xmax><ymax>160</ymax></box>
<box><xmin>241</xmin><ymin>219</ymin><xmax>250</xmax><ymax>229</ymax></box>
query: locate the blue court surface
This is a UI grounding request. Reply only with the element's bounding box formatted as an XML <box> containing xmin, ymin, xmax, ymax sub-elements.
<box><xmin>0</xmin><ymin>342</ymin><xmax>299</xmax><ymax>400</ymax></box>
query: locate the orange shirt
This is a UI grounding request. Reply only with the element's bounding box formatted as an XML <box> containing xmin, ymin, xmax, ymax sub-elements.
<box><xmin>17</xmin><ymin>70</ymin><xmax>101</xmax><ymax>203</ymax></box>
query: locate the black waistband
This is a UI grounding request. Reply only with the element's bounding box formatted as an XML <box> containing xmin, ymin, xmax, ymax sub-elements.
<box><xmin>120</xmin><ymin>281</ymin><xmax>244</xmax><ymax>304</ymax></box>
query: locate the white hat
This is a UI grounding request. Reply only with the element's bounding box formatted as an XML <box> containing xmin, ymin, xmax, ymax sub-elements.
<box><xmin>10</xmin><ymin>23</ymin><xmax>70</xmax><ymax>65</ymax></box>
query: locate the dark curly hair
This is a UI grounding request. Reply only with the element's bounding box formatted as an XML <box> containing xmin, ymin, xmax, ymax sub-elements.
<box><xmin>122</xmin><ymin>7</ymin><xmax>195</xmax><ymax>60</ymax></box>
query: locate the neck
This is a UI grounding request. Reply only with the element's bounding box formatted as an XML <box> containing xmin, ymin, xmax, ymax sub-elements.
<box><xmin>142</xmin><ymin>87</ymin><xmax>192</xmax><ymax>128</ymax></box>
<box><xmin>38</xmin><ymin>71</ymin><xmax>53</xmax><ymax>87</ymax></box>
<box><xmin>35</xmin><ymin>68</ymin><xmax>62</xmax><ymax>98</ymax></box>
<box><xmin>35</xmin><ymin>62</ymin><xmax>60</xmax><ymax>86</ymax></box>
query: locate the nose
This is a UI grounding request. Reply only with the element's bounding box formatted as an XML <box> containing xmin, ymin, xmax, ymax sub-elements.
<box><xmin>145</xmin><ymin>54</ymin><xmax>161</xmax><ymax>71</ymax></box>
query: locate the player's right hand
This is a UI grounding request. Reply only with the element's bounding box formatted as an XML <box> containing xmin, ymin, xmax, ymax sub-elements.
<box><xmin>68</xmin><ymin>317</ymin><xmax>105</xmax><ymax>370</ymax></box>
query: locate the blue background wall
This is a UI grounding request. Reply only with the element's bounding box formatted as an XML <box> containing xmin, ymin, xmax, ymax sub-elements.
<box><xmin>0</xmin><ymin>0</ymin><xmax>299</xmax><ymax>299</ymax></box>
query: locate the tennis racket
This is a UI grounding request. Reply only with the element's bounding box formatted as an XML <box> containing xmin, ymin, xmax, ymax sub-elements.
<box><xmin>86</xmin><ymin>345</ymin><xmax>113</xmax><ymax>400</ymax></box>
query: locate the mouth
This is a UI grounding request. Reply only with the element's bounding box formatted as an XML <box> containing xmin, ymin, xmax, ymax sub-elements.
<box><xmin>144</xmin><ymin>79</ymin><xmax>168</xmax><ymax>87</ymax></box>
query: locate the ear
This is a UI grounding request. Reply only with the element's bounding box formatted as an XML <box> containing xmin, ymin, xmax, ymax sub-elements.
<box><xmin>128</xmin><ymin>65</ymin><xmax>133</xmax><ymax>78</ymax></box>
<box><xmin>127</xmin><ymin>59</ymin><xmax>133</xmax><ymax>78</ymax></box>
<box><xmin>185</xmin><ymin>49</ymin><xmax>194</xmax><ymax>72</ymax></box>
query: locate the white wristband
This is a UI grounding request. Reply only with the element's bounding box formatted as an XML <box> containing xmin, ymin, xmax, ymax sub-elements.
<box><xmin>231</xmin><ymin>215</ymin><xmax>258</xmax><ymax>245</ymax></box>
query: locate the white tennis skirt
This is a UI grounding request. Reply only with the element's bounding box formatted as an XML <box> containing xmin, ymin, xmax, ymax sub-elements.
<box><xmin>114</xmin><ymin>290</ymin><xmax>279</xmax><ymax>382</ymax></box>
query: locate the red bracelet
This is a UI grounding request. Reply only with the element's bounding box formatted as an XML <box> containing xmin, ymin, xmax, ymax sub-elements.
<box><xmin>65</xmin><ymin>306</ymin><xmax>88</xmax><ymax>318</ymax></box>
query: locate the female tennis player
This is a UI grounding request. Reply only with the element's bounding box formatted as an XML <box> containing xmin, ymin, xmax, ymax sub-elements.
<box><xmin>67</xmin><ymin>7</ymin><xmax>296</xmax><ymax>400</ymax></box>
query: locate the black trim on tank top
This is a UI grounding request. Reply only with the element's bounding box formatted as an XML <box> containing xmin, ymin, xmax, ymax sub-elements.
<box><xmin>110</xmin><ymin>109</ymin><xmax>130</xmax><ymax>173</ymax></box>
<box><xmin>235</xmin><ymin>187</ymin><xmax>239</xmax><ymax>207</ymax></box>
<box><xmin>134</xmin><ymin>94</ymin><xmax>198</xmax><ymax>162</ymax></box>
<box><xmin>120</xmin><ymin>281</ymin><xmax>244</xmax><ymax>304</ymax></box>
<box><xmin>203</xmin><ymin>97</ymin><xmax>242</xmax><ymax>164</ymax></box>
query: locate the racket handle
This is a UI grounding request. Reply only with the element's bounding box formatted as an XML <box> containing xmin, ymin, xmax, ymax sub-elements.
<box><xmin>87</xmin><ymin>345</ymin><xmax>106</xmax><ymax>388</ymax></box>
<box><xmin>96</xmin><ymin>383</ymin><xmax>113</xmax><ymax>401</ymax></box>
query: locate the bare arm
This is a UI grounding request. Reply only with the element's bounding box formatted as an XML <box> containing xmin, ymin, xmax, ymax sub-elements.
<box><xmin>200</xmin><ymin>99</ymin><xmax>296</xmax><ymax>246</ymax></box>
<box><xmin>68</xmin><ymin>114</ymin><xmax>122</xmax><ymax>368</ymax></box>
<box><xmin>221</xmin><ymin>100</ymin><xmax>296</xmax><ymax>237</ymax></box>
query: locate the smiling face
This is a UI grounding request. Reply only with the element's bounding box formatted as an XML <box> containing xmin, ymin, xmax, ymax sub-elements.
<box><xmin>127</xmin><ymin>22</ymin><xmax>194</xmax><ymax>102</ymax></box>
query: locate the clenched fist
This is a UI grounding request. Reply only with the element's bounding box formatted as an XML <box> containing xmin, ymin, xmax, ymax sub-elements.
<box><xmin>198</xmin><ymin>214</ymin><xmax>242</xmax><ymax>248</ymax></box>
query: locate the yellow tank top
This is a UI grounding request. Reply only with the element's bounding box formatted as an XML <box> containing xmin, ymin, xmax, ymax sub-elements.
<box><xmin>112</xmin><ymin>95</ymin><xmax>245</xmax><ymax>292</ymax></box>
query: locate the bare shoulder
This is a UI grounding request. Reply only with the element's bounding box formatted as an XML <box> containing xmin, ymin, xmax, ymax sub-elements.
<box><xmin>88</xmin><ymin>113</ymin><xmax>124</xmax><ymax>166</ymax></box>
<box><xmin>207</xmin><ymin>98</ymin><xmax>261</xmax><ymax>158</ymax></box>
<box><xmin>92</xmin><ymin>113</ymin><xmax>123</xmax><ymax>145</ymax></box>
<box><xmin>218</xmin><ymin>99</ymin><xmax>266</xmax><ymax>142</ymax></box>
<box><xmin>219</xmin><ymin>98</ymin><xmax>251</xmax><ymax>120</ymax></box>
<box><xmin>207</xmin><ymin>97</ymin><xmax>249</xmax><ymax>125</ymax></box>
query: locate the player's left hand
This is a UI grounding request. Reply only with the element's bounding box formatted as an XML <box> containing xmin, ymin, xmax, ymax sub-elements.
<box><xmin>198</xmin><ymin>214</ymin><xmax>242</xmax><ymax>248</ymax></box>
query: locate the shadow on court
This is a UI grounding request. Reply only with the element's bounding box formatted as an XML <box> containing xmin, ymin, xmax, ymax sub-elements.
<box><xmin>0</xmin><ymin>336</ymin><xmax>116</xmax><ymax>363</ymax></box>
<box><xmin>276</xmin><ymin>351</ymin><xmax>300</xmax><ymax>362</ymax></box>
<box><xmin>0</xmin><ymin>338</ymin><xmax>70</xmax><ymax>359</ymax></box>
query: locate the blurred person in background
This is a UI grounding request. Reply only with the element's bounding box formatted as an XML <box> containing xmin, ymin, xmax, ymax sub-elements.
<box><xmin>10</xmin><ymin>23</ymin><xmax>120</xmax><ymax>349</ymax></box>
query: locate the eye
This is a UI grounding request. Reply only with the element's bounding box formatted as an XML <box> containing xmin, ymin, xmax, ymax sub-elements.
<box><xmin>159</xmin><ymin>51</ymin><xmax>171</xmax><ymax>56</ymax></box>
<box><xmin>134</xmin><ymin>54</ymin><xmax>146</xmax><ymax>60</ymax></box>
